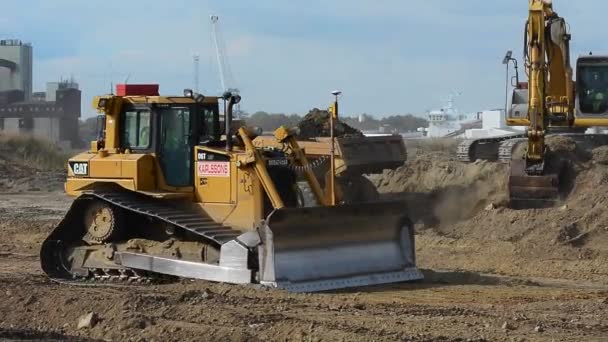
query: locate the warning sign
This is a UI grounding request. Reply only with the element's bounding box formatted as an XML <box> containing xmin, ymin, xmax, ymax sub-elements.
<box><xmin>197</xmin><ymin>162</ymin><xmax>230</xmax><ymax>177</ymax></box>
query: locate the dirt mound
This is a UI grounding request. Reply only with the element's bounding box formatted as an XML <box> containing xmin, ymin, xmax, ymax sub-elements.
<box><xmin>0</xmin><ymin>135</ymin><xmax>67</xmax><ymax>192</ymax></box>
<box><xmin>297</xmin><ymin>108</ymin><xmax>363</xmax><ymax>140</ymax></box>
<box><xmin>592</xmin><ymin>146</ymin><xmax>608</xmax><ymax>165</ymax></box>
<box><xmin>372</xmin><ymin>138</ymin><xmax>608</xmax><ymax>282</ymax></box>
<box><xmin>369</xmin><ymin>150</ymin><xmax>509</xmax><ymax>225</ymax></box>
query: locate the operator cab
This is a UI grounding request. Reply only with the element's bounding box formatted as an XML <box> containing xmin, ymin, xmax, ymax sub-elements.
<box><xmin>576</xmin><ymin>55</ymin><xmax>608</xmax><ymax>117</ymax></box>
<box><xmin>96</xmin><ymin>85</ymin><xmax>224</xmax><ymax>188</ymax></box>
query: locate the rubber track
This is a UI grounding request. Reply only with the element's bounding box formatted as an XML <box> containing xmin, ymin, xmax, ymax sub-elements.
<box><xmin>456</xmin><ymin>139</ymin><xmax>476</xmax><ymax>162</ymax></box>
<box><xmin>40</xmin><ymin>191</ymin><xmax>242</xmax><ymax>283</ymax></box>
<box><xmin>498</xmin><ymin>138</ymin><xmax>528</xmax><ymax>163</ymax></box>
<box><xmin>457</xmin><ymin>134</ymin><xmax>526</xmax><ymax>163</ymax></box>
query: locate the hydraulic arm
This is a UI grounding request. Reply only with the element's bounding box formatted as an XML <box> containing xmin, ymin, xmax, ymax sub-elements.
<box><xmin>507</xmin><ymin>0</ymin><xmax>575</xmax><ymax>207</ymax></box>
<box><xmin>521</xmin><ymin>0</ymin><xmax>573</xmax><ymax>171</ymax></box>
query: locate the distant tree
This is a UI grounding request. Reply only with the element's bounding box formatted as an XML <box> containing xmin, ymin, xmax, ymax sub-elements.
<box><xmin>235</xmin><ymin>110</ymin><xmax>249</xmax><ymax>120</ymax></box>
<box><xmin>342</xmin><ymin>114</ymin><xmax>381</xmax><ymax>131</ymax></box>
<box><xmin>381</xmin><ymin>114</ymin><xmax>428</xmax><ymax>132</ymax></box>
<box><xmin>246</xmin><ymin>112</ymin><xmax>302</xmax><ymax>131</ymax></box>
<box><xmin>243</xmin><ymin>109</ymin><xmax>428</xmax><ymax>134</ymax></box>
<box><xmin>79</xmin><ymin>117</ymin><xmax>101</xmax><ymax>142</ymax></box>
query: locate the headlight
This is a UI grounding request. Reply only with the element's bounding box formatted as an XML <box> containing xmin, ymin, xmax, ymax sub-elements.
<box><xmin>183</xmin><ymin>89</ymin><xmax>194</xmax><ymax>98</ymax></box>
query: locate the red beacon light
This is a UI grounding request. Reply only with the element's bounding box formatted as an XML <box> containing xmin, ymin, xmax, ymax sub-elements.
<box><xmin>116</xmin><ymin>84</ymin><xmax>159</xmax><ymax>96</ymax></box>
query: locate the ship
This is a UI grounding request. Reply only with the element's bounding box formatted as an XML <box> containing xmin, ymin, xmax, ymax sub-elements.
<box><xmin>423</xmin><ymin>94</ymin><xmax>482</xmax><ymax>138</ymax></box>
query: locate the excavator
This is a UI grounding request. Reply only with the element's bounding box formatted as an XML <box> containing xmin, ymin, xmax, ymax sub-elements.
<box><xmin>40</xmin><ymin>84</ymin><xmax>422</xmax><ymax>292</ymax></box>
<box><xmin>459</xmin><ymin>0</ymin><xmax>608</xmax><ymax>208</ymax></box>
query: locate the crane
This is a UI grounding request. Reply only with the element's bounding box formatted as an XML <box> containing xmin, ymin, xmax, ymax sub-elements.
<box><xmin>210</xmin><ymin>15</ymin><xmax>240</xmax><ymax>98</ymax></box>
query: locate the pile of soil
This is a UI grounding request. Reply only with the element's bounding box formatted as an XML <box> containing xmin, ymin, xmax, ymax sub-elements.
<box><xmin>369</xmin><ymin>150</ymin><xmax>509</xmax><ymax>225</ymax></box>
<box><xmin>371</xmin><ymin>136</ymin><xmax>608</xmax><ymax>282</ymax></box>
<box><xmin>0</xmin><ymin>137</ymin><xmax>66</xmax><ymax>192</ymax></box>
<box><xmin>297</xmin><ymin>108</ymin><xmax>363</xmax><ymax>140</ymax></box>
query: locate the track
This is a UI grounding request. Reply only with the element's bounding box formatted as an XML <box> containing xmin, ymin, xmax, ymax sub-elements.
<box><xmin>456</xmin><ymin>134</ymin><xmax>526</xmax><ymax>162</ymax></box>
<box><xmin>40</xmin><ymin>191</ymin><xmax>243</xmax><ymax>284</ymax></box>
<box><xmin>498</xmin><ymin>138</ymin><xmax>528</xmax><ymax>163</ymax></box>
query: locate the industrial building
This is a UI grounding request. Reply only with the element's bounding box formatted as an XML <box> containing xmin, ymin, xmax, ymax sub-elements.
<box><xmin>0</xmin><ymin>39</ymin><xmax>33</xmax><ymax>100</ymax></box>
<box><xmin>0</xmin><ymin>39</ymin><xmax>81</xmax><ymax>148</ymax></box>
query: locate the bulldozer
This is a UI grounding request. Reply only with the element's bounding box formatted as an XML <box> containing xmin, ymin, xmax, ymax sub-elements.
<box><xmin>40</xmin><ymin>84</ymin><xmax>422</xmax><ymax>292</ymax></box>
<box><xmin>459</xmin><ymin>0</ymin><xmax>608</xmax><ymax>208</ymax></box>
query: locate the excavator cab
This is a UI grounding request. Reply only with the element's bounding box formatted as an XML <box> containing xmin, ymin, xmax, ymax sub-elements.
<box><xmin>576</xmin><ymin>55</ymin><xmax>608</xmax><ymax>117</ymax></box>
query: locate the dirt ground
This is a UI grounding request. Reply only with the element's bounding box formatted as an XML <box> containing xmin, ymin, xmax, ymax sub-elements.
<box><xmin>1</xmin><ymin>137</ymin><xmax>608</xmax><ymax>341</ymax></box>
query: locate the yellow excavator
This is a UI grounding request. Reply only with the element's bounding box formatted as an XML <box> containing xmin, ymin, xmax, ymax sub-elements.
<box><xmin>463</xmin><ymin>0</ymin><xmax>608</xmax><ymax>208</ymax></box>
<box><xmin>40</xmin><ymin>84</ymin><xmax>421</xmax><ymax>292</ymax></box>
<box><xmin>507</xmin><ymin>0</ymin><xmax>608</xmax><ymax>208</ymax></box>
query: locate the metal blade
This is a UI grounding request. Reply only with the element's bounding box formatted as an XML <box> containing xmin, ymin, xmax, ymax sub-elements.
<box><xmin>257</xmin><ymin>201</ymin><xmax>422</xmax><ymax>292</ymax></box>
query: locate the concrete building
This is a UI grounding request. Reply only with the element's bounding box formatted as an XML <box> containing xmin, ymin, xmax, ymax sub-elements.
<box><xmin>0</xmin><ymin>81</ymin><xmax>81</xmax><ymax>148</ymax></box>
<box><xmin>0</xmin><ymin>39</ymin><xmax>33</xmax><ymax>100</ymax></box>
<box><xmin>0</xmin><ymin>40</ymin><xmax>81</xmax><ymax>148</ymax></box>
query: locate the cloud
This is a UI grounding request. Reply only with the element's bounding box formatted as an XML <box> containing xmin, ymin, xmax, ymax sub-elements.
<box><xmin>5</xmin><ymin>0</ymin><xmax>608</xmax><ymax>118</ymax></box>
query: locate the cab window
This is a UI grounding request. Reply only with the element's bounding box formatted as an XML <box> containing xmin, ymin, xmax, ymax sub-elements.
<box><xmin>578</xmin><ymin>66</ymin><xmax>608</xmax><ymax>114</ymax></box>
<box><xmin>122</xmin><ymin>110</ymin><xmax>151</xmax><ymax>149</ymax></box>
<box><xmin>200</xmin><ymin>107</ymin><xmax>220</xmax><ymax>142</ymax></box>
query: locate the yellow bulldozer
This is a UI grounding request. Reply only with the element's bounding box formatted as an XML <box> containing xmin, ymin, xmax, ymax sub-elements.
<box><xmin>40</xmin><ymin>84</ymin><xmax>421</xmax><ymax>292</ymax></box>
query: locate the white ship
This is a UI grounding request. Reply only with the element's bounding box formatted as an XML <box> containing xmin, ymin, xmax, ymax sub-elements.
<box><xmin>423</xmin><ymin>94</ymin><xmax>482</xmax><ymax>138</ymax></box>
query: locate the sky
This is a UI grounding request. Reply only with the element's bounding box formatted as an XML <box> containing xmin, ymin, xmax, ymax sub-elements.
<box><xmin>2</xmin><ymin>0</ymin><xmax>608</xmax><ymax>118</ymax></box>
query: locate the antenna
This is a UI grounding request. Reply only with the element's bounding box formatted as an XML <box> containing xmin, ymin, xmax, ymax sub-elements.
<box><xmin>108</xmin><ymin>62</ymin><xmax>114</xmax><ymax>95</ymax></box>
<box><xmin>193</xmin><ymin>54</ymin><xmax>200</xmax><ymax>92</ymax></box>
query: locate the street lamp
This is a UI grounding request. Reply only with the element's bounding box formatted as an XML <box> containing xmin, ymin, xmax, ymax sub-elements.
<box><xmin>502</xmin><ymin>50</ymin><xmax>519</xmax><ymax>116</ymax></box>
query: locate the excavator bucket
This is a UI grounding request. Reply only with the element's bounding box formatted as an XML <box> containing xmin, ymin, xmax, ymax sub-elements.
<box><xmin>509</xmin><ymin>159</ymin><xmax>562</xmax><ymax>209</ymax></box>
<box><xmin>257</xmin><ymin>201</ymin><xmax>422</xmax><ymax>292</ymax></box>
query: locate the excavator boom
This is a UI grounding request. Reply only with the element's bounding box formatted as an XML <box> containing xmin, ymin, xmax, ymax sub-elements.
<box><xmin>507</xmin><ymin>0</ymin><xmax>574</xmax><ymax>207</ymax></box>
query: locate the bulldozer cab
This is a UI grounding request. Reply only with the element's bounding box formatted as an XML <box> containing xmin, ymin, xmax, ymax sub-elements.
<box><xmin>122</xmin><ymin>101</ymin><xmax>220</xmax><ymax>187</ymax></box>
<box><xmin>96</xmin><ymin>86</ymin><xmax>222</xmax><ymax>188</ymax></box>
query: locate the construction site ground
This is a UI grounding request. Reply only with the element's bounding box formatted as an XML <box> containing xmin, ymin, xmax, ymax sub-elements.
<box><xmin>1</xmin><ymin>137</ymin><xmax>608</xmax><ymax>341</ymax></box>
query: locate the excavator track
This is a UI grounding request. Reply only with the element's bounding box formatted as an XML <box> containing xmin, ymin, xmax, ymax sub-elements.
<box><xmin>41</xmin><ymin>191</ymin><xmax>242</xmax><ymax>284</ymax></box>
<box><xmin>498</xmin><ymin>138</ymin><xmax>528</xmax><ymax>163</ymax></box>
<box><xmin>456</xmin><ymin>134</ymin><xmax>526</xmax><ymax>162</ymax></box>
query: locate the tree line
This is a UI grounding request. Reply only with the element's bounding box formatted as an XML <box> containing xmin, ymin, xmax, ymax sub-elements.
<box><xmin>79</xmin><ymin>110</ymin><xmax>429</xmax><ymax>142</ymax></box>
<box><xmin>241</xmin><ymin>111</ymin><xmax>428</xmax><ymax>133</ymax></box>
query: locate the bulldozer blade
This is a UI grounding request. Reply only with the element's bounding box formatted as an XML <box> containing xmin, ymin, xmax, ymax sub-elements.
<box><xmin>257</xmin><ymin>201</ymin><xmax>422</xmax><ymax>292</ymax></box>
<box><xmin>509</xmin><ymin>159</ymin><xmax>561</xmax><ymax>209</ymax></box>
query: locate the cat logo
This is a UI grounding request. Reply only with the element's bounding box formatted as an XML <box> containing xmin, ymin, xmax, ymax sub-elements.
<box><xmin>69</xmin><ymin>161</ymin><xmax>89</xmax><ymax>176</ymax></box>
